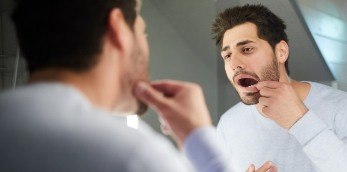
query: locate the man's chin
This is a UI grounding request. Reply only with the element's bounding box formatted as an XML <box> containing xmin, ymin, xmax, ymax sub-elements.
<box><xmin>241</xmin><ymin>100</ymin><xmax>259</xmax><ymax>105</ymax></box>
<box><xmin>240</xmin><ymin>92</ymin><xmax>260</xmax><ymax>105</ymax></box>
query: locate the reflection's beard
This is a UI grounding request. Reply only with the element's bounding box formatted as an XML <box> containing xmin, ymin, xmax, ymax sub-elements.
<box><xmin>234</xmin><ymin>57</ymin><xmax>279</xmax><ymax>105</ymax></box>
<box><xmin>242</xmin><ymin>92</ymin><xmax>261</xmax><ymax>105</ymax></box>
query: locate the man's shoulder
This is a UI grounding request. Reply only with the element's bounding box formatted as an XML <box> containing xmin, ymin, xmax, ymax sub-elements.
<box><xmin>0</xmin><ymin>86</ymin><xmax>23</xmax><ymax>102</ymax></box>
<box><xmin>0</xmin><ymin>83</ymin><xmax>76</xmax><ymax>105</ymax></box>
<box><xmin>0</xmin><ymin>84</ymin><xmax>165</xmax><ymax>154</ymax></box>
<box><xmin>0</xmin><ymin>85</ymin><xmax>36</xmax><ymax>113</ymax></box>
<box><xmin>0</xmin><ymin>102</ymin><xmax>179</xmax><ymax>171</ymax></box>
<box><xmin>309</xmin><ymin>82</ymin><xmax>347</xmax><ymax>105</ymax></box>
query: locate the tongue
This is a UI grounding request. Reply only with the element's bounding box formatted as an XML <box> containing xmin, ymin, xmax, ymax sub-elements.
<box><xmin>239</xmin><ymin>78</ymin><xmax>258</xmax><ymax>87</ymax></box>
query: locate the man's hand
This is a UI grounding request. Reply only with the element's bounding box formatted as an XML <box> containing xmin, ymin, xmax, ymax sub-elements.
<box><xmin>135</xmin><ymin>80</ymin><xmax>212</xmax><ymax>145</ymax></box>
<box><xmin>246</xmin><ymin>161</ymin><xmax>277</xmax><ymax>172</ymax></box>
<box><xmin>256</xmin><ymin>81</ymin><xmax>308</xmax><ymax>129</ymax></box>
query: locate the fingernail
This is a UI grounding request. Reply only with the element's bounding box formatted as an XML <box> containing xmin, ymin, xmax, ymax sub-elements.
<box><xmin>136</xmin><ymin>82</ymin><xmax>148</xmax><ymax>94</ymax></box>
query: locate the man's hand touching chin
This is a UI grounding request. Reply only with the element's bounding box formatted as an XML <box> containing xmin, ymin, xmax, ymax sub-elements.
<box><xmin>256</xmin><ymin>81</ymin><xmax>308</xmax><ymax>129</ymax></box>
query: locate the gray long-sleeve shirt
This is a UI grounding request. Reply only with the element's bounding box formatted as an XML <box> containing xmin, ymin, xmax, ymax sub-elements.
<box><xmin>217</xmin><ymin>81</ymin><xmax>347</xmax><ymax>172</ymax></box>
<box><xmin>0</xmin><ymin>83</ymin><xmax>234</xmax><ymax>172</ymax></box>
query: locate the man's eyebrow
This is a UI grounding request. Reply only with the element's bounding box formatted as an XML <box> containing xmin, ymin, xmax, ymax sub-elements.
<box><xmin>221</xmin><ymin>40</ymin><xmax>255</xmax><ymax>52</ymax></box>
<box><xmin>221</xmin><ymin>46</ymin><xmax>230</xmax><ymax>52</ymax></box>
<box><xmin>236</xmin><ymin>40</ymin><xmax>255</xmax><ymax>46</ymax></box>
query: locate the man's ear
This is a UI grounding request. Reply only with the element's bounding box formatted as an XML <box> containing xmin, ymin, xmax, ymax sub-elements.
<box><xmin>275</xmin><ymin>40</ymin><xmax>289</xmax><ymax>64</ymax></box>
<box><xmin>107</xmin><ymin>8</ymin><xmax>133</xmax><ymax>53</ymax></box>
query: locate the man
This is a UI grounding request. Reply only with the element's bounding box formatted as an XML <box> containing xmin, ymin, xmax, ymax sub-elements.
<box><xmin>212</xmin><ymin>4</ymin><xmax>347</xmax><ymax>172</ymax></box>
<box><xmin>0</xmin><ymin>0</ymin><xmax>277</xmax><ymax>171</ymax></box>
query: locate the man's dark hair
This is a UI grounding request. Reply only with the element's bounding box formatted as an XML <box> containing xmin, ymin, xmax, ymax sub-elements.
<box><xmin>212</xmin><ymin>4</ymin><xmax>290</xmax><ymax>74</ymax></box>
<box><xmin>12</xmin><ymin>0</ymin><xmax>137</xmax><ymax>73</ymax></box>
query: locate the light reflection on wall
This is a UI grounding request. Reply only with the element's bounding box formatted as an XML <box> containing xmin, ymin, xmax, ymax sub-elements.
<box><xmin>297</xmin><ymin>0</ymin><xmax>347</xmax><ymax>90</ymax></box>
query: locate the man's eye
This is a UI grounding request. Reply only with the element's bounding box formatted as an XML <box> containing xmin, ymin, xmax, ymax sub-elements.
<box><xmin>223</xmin><ymin>54</ymin><xmax>231</xmax><ymax>61</ymax></box>
<box><xmin>242</xmin><ymin>47</ymin><xmax>254</xmax><ymax>53</ymax></box>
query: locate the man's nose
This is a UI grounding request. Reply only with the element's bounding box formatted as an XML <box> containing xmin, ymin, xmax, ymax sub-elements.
<box><xmin>229</xmin><ymin>54</ymin><xmax>246</xmax><ymax>71</ymax></box>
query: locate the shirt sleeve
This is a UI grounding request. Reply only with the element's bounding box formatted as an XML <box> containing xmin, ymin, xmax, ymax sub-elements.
<box><xmin>289</xmin><ymin>110</ymin><xmax>347</xmax><ymax>172</ymax></box>
<box><xmin>183</xmin><ymin>126</ymin><xmax>235</xmax><ymax>172</ymax></box>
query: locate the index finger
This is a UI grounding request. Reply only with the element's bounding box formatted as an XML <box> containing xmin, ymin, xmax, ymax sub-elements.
<box><xmin>134</xmin><ymin>82</ymin><xmax>168</xmax><ymax>110</ymax></box>
<box><xmin>256</xmin><ymin>81</ymin><xmax>281</xmax><ymax>90</ymax></box>
<box><xmin>246</xmin><ymin>164</ymin><xmax>255</xmax><ymax>172</ymax></box>
<box><xmin>151</xmin><ymin>80</ymin><xmax>191</xmax><ymax>97</ymax></box>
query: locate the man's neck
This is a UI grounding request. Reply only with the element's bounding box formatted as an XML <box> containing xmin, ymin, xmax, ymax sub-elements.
<box><xmin>289</xmin><ymin>79</ymin><xmax>311</xmax><ymax>102</ymax></box>
<box><xmin>277</xmin><ymin>65</ymin><xmax>311</xmax><ymax>102</ymax></box>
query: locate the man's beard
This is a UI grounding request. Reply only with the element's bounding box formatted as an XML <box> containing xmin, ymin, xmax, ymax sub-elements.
<box><xmin>127</xmin><ymin>43</ymin><xmax>149</xmax><ymax>116</ymax></box>
<box><xmin>135</xmin><ymin>100</ymin><xmax>148</xmax><ymax>115</ymax></box>
<box><xmin>233</xmin><ymin>57</ymin><xmax>280</xmax><ymax>105</ymax></box>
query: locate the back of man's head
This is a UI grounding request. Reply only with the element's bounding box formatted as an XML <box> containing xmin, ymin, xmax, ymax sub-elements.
<box><xmin>12</xmin><ymin>0</ymin><xmax>137</xmax><ymax>74</ymax></box>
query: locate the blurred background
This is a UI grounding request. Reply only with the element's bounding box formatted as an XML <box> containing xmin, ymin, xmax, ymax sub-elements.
<box><xmin>1</xmin><ymin>0</ymin><xmax>346</xmax><ymax>133</ymax></box>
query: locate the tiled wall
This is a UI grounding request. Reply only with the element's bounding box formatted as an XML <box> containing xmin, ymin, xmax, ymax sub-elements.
<box><xmin>0</xmin><ymin>0</ymin><xmax>28</xmax><ymax>91</ymax></box>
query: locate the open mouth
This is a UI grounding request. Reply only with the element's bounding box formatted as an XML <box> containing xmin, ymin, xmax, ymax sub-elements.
<box><xmin>238</xmin><ymin>78</ymin><xmax>259</xmax><ymax>87</ymax></box>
